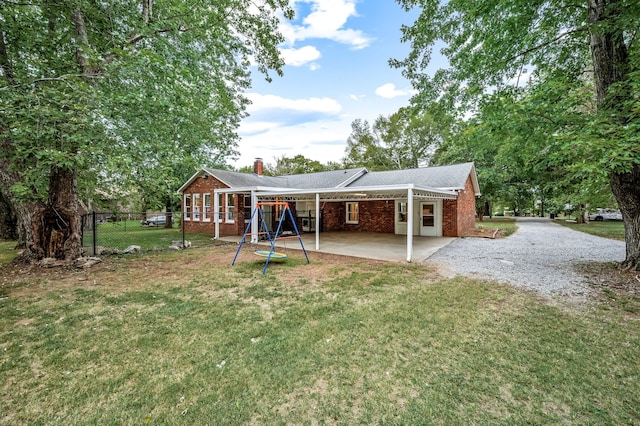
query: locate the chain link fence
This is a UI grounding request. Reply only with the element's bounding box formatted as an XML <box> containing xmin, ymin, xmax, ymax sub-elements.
<box><xmin>81</xmin><ymin>211</ymin><xmax>218</xmax><ymax>256</ymax></box>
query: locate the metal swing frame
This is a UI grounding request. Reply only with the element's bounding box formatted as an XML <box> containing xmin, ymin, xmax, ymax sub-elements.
<box><xmin>231</xmin><ymin>201</ymin><xmax>310</xmax><ymax>274</ymax></box>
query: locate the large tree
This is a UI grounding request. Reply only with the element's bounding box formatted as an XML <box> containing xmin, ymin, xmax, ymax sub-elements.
<box><xmin>343</xmin><ymin>106</ymin><xmax>455</xmax><ymax>170</ymax></box>
<box><xmin>269</xmin><ymin>154</ymin><xmax>327</xmax><ymax>176</ymax></box>
<box><xmin>395</xmin><ymin>0</ymin><xmax>640</xmax><ymax>269</ymax></box>
<box><xmin>375</xmin><ymin>106</ymin><xmax>450</xmax><ymax>168</ymax></box>
<box><xmin>342</xmin><ymin>118</ymin><xmax>393</xmax><ymax>170</ymax></box>
<box><xmin>0</xmin><ymin>0</ymin><xmax>292</xmax><ymax>261</ymax></box>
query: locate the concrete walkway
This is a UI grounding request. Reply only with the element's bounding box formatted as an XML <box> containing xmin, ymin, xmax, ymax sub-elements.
<box><xmin>221</xmin><ymin>232</ymin><xmax>455</xmax><ymax>263</ymax></box>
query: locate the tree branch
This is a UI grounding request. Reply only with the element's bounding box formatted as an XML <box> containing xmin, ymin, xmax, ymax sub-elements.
<box><xmin>508</xmin><ymin>26</ymin><xmax>588</xmax><ymax>63</ymax></box>
<box><xmin>71</xmin><ymin>8</ymin><xmax>99</xmax><ymax>76</ymax></box>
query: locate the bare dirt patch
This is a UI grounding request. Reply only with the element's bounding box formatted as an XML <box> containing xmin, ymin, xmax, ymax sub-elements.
<box><xmin>576</xmin><ymin>262</ymin><xmax>640</xmax><ymax>315</ymax></box>
<box><xmin>577</xmin><ymin>262</ymin><xmax>640</xmax><ymax>295</ymax></box>
<box><xmin>462</xmin><ymin>227</ymin><xmax>502</xmax><ymax>239</ymax></box>
<box><xmin>0</xmin><ymin>244</ymin><xmax>398</xmax><ymax>299</ymax></box>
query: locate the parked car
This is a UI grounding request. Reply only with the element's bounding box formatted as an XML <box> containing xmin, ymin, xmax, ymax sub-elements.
<box><xmin>145</xmin><ymin>215</ymin><xmax>167</xmax><ymax>226</ymax></box>
<box><xmin>589</xmin><ymin>208</ymin><xmax>622</xmax><ymax>221</ymax></box>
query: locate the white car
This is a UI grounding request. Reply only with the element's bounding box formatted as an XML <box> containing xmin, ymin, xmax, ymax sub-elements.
<box><xmin>589</xmin><ymin>208</ymin><xmax>622</xmax><ymax>221</ymax></box>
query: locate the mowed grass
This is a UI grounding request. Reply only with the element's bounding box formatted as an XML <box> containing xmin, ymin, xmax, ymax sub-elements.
<box><xmin>83</xmin><ymin>220</ymin><xmax>215</xmax><ymax>252</ymax></box>
<box><xmin>478</xmin><ymin>217</ymin><xmax>518</xmax><ymax>237</ymax></box>
<box><xmin>0</xmin><ymin>240</ymin><xmax>19</xmax><ymax>265</ymax></box>
<box><xmin>555</xmin><ymin>219</ymin><xmax>626</xmax><ymax>241</ymax></box>
<box><xmin>1</xmin><ymin>246</ymin><xmax>639</xmax><ymax>424</ymax></box>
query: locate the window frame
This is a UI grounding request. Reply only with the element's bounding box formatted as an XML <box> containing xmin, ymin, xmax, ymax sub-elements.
<box><xmin>346</xmin><ymin>202</ymin><xmax>359</xmax><ymax>224</ymax></box>
<box><xmin>184</xmin><ymin>194</ymin><xmax>191</xmax><ymax>221</ymax></box>
<box><xmin>217</xmin><ymin>193</ymin><xmax>224</xmax><ymax>223</ymax></box>
<box><xmin>225</xmin><ymin>193</ymin><xmax>235</xmax><ymax>223</ymax></box>
<box><xmin>397</xmin><ymin>201</ymin><xmax>407</xmax><ymax>223</ymax></box>
<box><xmin>193</xmin><ymin>193</ymin><xmax>201</xmax><ymax>221</ymax></box>
<box><xmin>203</xmin><ymin>193</ymin><xmax>211</xmax><ymax>222</ymax></box>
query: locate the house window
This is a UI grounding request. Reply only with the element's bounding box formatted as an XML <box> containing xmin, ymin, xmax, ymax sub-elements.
<box><xmin>346</xmin><ymin>202</ymin><xmax>359</xmax><ymax>224</ymax></box>
<box><xmin>203</xmin><ymin>193</ymin><xmax>211</xmax><ymax>221</ymax></box>
<box><xmin>226</xmin><ymin>193</ymin><xmax>235</xmax><ymax>222</ymax></box>
<box><xmin>184</xmin><ymin>194</ymin><xmax>191</xmax><ymax>221</ymax></box>
<box><xmin>217</xmin><ymin>193</ymin><xmax>224</xmax><ymax>223</ymax></box>
<box><xmin>193</xmin><ymin>193</ymin><xmax>201</xmax><ymax>220</ymax></box>
<box><xmin>397</xmin><ymin>201</ymin><xmax>407</xmax><ymax>223</ymax></box>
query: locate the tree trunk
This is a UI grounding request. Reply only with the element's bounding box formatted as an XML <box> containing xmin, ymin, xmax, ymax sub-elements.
<box><xmin>165</xmin><ymin>206</ymin><xmax>173</xmax><ymax>229</ymax></box>
<box><xmin>588</xmin><ymin>0</ymin><xmax>638</xmax><ymax>269</ymax></box>
<box><xmin>610</xmin><ymin>165</ymin><xmax>640</xmax><ymax>270</ymax></box>
<box><xmin>29</xmin><ymin>166</ymin><xmax>82</xmax><ymax>261</ymax></box>
<box><xmin>0</xmin><ymin>190</ymin><xmax>17</xmax><ymax>240</ymax></box>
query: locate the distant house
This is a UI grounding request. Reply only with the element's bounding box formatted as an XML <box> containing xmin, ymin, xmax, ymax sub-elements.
<box><xmin>178</xmin><ymin>159</ymin><xmax>480</xmax><ymax>261</ymax></box>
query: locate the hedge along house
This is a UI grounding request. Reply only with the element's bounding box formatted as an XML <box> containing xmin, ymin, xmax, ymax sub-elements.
<box><xmin>178</xmin><ymin>159</ymin><xmax>481</xmax><ymax>262</ymax></box>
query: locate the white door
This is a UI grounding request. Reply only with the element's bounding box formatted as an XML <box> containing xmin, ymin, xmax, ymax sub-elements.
<box><xmin>420</xmin><ymin>202</ymin><xmax>438</xmax><ymax>236</ymax></box>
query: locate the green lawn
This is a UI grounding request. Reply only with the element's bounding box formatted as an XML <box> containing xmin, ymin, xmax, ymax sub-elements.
<box><xmin>478</xmin><ymin>217</ymin><xmax>518</xmax><ymax>237</ymax></box>
<box><xmin>0</xmin><ymin>240</ymin><xmax>19</xmax><ymax>265</ymax></box>
<box><xmin>83</xmin><ymin>220</ymin><xmax>216</xmax><ymax>252</ymax></box>
<box><xmin>554</xmin><ymin>219</ymin><xmax>625</xmax><ymax>241</ymax></box>
<box><xmin>1</xmin><ymin>246</ymin><xmax>638</xmax><ymax>424</ymax></box>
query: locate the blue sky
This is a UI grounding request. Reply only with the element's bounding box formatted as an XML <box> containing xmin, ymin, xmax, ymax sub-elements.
<box><xmin>234</xmin><ymin>0</ymin><xmax>433</xmax><ymax>169</ymax></box>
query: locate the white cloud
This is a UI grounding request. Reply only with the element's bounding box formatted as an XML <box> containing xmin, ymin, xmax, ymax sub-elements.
<box><xmin>349</xmin><ymin>93</ymin><xmax>365</xmax><ymax>101</ymax></box>
<box><xmin>238</xmin><ymin>121</ymin><xmax>280</xmax><ymax>135</ymax></box>
<box><xmin>236</xmin><ymin>117</ymin><xmax>352</xmax><ymax>166</ymax></box>
<box><xmin>280</xmin><ymin>45</ymin><xmax>321</xmax><ymax>67</ymax></box>
<box><xmin>375</xmin><ymin>83</ymin><xmax>413</xmax><ymax>99</ymax></box>
<box><xmin>246</xmin><ymin>93</ymin><xmax>342</xmax><ymax>115</ymax></box>
<box><xmin>282</xmin><ymin>0</ymin><xmax>373</xmax><ymax>50</ymax></box>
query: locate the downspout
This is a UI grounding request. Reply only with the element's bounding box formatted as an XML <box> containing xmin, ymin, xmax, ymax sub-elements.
<box><xmin>315</xmin><ymin>192</ymin><xmax>320</xmax><ymax>251</ymax></box>
<box><xmin>213</xmin><ymin>189</ymin><xmax>220</xmax><ymax>239</ymax></box>
<box><xmin>407</xmin><ymin>186</ymin><xmax>414</xmax><ymax>262</ymax></box>
<box><xmin>251</xmin><ymin>191</ymin><xmax>258</xmax><ymax>243</ymax></box>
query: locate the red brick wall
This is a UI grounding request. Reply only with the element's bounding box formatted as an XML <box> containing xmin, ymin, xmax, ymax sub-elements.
<box><xmin>442</xmin><ymin>175</ymin><xmax>477</xmax><ymax>237</ymax></box>
<box><xmin>181</xmin><ymin>175</ymin><xmax>248</xmax><ymax>237</ymax></box>
<box><xmin>442</xmin><ymin>199</ymin><xmax>457</xmax><ymax>237</ymax></box>
<box><xmin>321</xmin><ymin>200</ymin><xmax>395</xmax><ymax>233</ymax></box>
<box><xmin>456</xmin><ymin>175</ymin><xmax>477</xmax><ymax>236</ymax></box>
<box><xmin>320</xmin><ymin>202</ymin><xmax>345</xmax><ymax>232</ymax></box>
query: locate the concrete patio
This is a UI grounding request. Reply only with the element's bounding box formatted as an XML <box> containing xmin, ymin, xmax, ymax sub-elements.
<box><xmin>221</xmin><ymin>232</ymin><xmax>455</xmax><ymax>263</ymax></box>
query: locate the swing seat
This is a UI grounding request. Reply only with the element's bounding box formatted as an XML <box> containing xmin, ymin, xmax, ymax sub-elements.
<box><xmin>254</xmin><ymin>250</ymin><xmax>288</xmax><ymax>260</ymax></box>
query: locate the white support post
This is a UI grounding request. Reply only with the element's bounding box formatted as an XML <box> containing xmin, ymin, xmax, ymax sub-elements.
<box><xmin>213</xmin><ymin>190</ymin><xmax>220</xmax><ymax>239</ymax></box>
<box><xmin>315</xmin><ymin>192</ymin><xmax>320</xmax><ymax>250</ymax></box>
<box><xmin>251</xmin><ymin>191</ymin><xmax>258</xmax><ymax>243</ymax></box>
<box><xmin>406</xmin><ymin>186</ymin><xmax>414</xmax><ymax>262</ymax></box>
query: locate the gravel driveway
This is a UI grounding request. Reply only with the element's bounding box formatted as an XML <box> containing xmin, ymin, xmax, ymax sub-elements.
<box><xmin>426</xmin><ymin>218</ymin><xmax>626</xmax><ymax>299</ymax></box>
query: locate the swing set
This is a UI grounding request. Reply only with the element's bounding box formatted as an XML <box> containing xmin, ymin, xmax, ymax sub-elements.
<box><xmin>231</xmin><ymin>201</ymin><xmax>310</xmax><ymax>274</ymax></box>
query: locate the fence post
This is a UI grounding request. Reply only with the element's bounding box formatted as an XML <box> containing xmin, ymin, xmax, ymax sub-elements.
<box><xmin>182</xmin><ymin>211</ymin><xmax>185</xmax><ymax>248</ymax></box>
<box><xmin>92</xmin><ymin>211</ymin><xmax>97</xmax><ymax>256</ymax></box>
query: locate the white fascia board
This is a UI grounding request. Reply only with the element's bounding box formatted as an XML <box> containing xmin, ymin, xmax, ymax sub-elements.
<box><xmin>213</xmin><ymin>186</ymin><xmax>290</xmax><ymax>194</ymax></box>
<box><xmin>251</xmin><ymin>184</ymin><xmax>457</xmax><ymax>199</ymax></box>
<box><xmin>335</xmin><ymin>167</ymin><xmax>368</xmax><ymax>188</ymax></box>
<box><xmin>469</xmin><ymin>163</ymin><xmax>482</xmax><ymax>196</ymax></box>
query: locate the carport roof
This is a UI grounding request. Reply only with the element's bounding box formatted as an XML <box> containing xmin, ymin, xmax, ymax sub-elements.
<box><xmin>178</xmin><ymin>167</ymin><xmax>367</xmax><ymax>193</ymax></box>
<box><xmin>349</xmin><ymin>162</ymin><xmax>480</xmax><ymax>195</ymax></box>
<box><xmin>179</xmin><ymin>162</ymin><xmax>479</xmax><ymax>199</ymax></box>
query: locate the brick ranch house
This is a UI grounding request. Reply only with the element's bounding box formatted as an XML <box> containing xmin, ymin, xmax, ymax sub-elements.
<box><xmin>178</xmin><ymin>159</ymin><xmax>480</xmax><ymax>261</ymax></box>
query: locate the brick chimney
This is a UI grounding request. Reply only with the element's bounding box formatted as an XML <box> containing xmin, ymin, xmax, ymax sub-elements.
<box><xmin>253</xmin><ymin>158</ymin><xmax>264</xmax><ymax>176</ymax></box>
